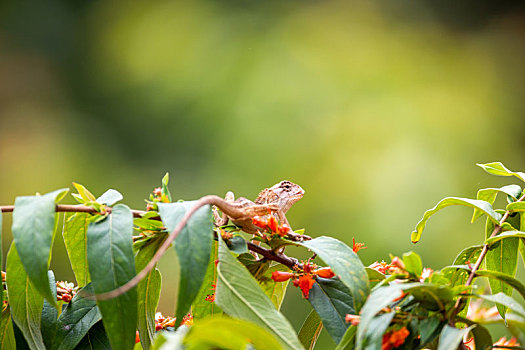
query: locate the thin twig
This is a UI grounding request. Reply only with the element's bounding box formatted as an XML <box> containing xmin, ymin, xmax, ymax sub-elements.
<box><xmin>0</xmin><ymin>204</ymin><xmax>148</xmax><ymax>218</ymax></box>
<box><xmin>450</xmin><ymin>193</ymin><xmax>525</xmax><ymax>321</ymax></box>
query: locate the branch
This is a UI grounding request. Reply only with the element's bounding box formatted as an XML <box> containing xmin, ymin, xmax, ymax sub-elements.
<box><xmin>450</xmin><ymin>193</ymin><xmax>525</xmax><ymax>321</ymax></box>
<box><xmin>1</xmin><ymin>198</ymin><xmax>301</xmax><ymax>299</ymax></box>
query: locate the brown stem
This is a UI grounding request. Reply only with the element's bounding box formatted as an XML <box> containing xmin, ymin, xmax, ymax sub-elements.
<box><xmin>1</xmin><ymin>204</ymin><xmax>148</xmax><ymax>218</ymax></box>
<box><xmin>450</xmin><ymin>193</ymin><xmax>525</xmax><ymax>321</ymax></box>
<box><xmin>1</xmin><ymin>199</ymin><xmax>300</xmax><ymax>299</ymax></box>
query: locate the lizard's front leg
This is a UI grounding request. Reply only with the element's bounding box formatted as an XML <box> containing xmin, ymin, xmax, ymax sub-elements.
<box><xmin>213</xmin><ymin>191</ymin><xmax>235</xmax><ymax>227</ymax></box>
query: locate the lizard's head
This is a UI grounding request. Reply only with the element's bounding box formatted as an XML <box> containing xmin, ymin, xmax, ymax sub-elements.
<box><xmin>270</xmin><ymin>180</ymin><xmax>305</xmax><ymax>212</ymax></box>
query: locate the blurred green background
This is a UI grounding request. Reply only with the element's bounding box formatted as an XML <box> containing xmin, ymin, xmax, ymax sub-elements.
<box><xmin>2</xmin><ymin>0</ymin><xmax>525</xmax><ymax>347</ymax></box>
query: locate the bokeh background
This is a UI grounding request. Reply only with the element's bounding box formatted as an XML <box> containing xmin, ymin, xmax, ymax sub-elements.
<box><xmin>2</xmin><ymin>0</ymin><xmax>525</xmax><ymax>347</ymax></box>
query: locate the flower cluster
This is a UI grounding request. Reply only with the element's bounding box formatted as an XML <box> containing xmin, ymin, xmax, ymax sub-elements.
<box><xmin>135</xmin><ymin>312</ymin><xmax>194</xmax><ymax>343</ymax></box>
<box><xmin>382</xmin><ymin>327</ymin><xmax>410</xmax><ymax>350</ymax></box>
<box><xmin>146</xmin><ymin>186</ymin><xmax>170</xmax><ymax>211</ymax></box>
<box><xmin>352</xmin><ymin>237</ymin><xmax>367</xmax><ymax>253</ymax></box>
<box><xmin>205</xmin><ymin>282</ymin><xmax>216</xmax><ymax>303</ymax></box>
<box><xmin>56</xmin><ymin>281</ymin><xmax>77</xmax><ymax>303</ymax></box>
<box><xmin>271</xmin><ymin>261</ymin><xmax>335</xmax><ymax>299</ymax></box>
<box><xmin>252</xmin><ymin>215</ymin><xmax>291</xmax><ymax>238</ymax></box>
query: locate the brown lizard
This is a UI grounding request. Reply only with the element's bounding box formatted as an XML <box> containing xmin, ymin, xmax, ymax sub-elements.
<box><xmin>214</xmin><ymin>180</ymin><xmax>307</xmax><ymax>239</ymax></box>
<box><xmin>91</xmin><ymin>181</ymin><xmax>309</xmax><ymax>300</ymax></box>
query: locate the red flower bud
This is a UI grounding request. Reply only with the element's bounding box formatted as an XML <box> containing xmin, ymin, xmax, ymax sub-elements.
<box><xmin>315</xmin><ymin>267</ymin><xmax>335</xmax><ymax>278</ymax></box>
<box><xmin>271</xmin><ymin>271</ymin><xmax>294</xmax><ymax>282</ymax></box>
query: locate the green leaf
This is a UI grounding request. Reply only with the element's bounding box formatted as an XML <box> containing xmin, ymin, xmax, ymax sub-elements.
<box><xmin>411</xmin><ymin>197</ymin><xmax>501</xmax><ymax>243</ymax></box>
<box><xmin>477</xmin><ymin>162</ymin><xmax>525</xmax><ymax>182</ymax></box>
<box><xmin>402</xmin><ymin>251</ymin><xmax>423</xmax><ymax>277</ymax></box>
<box><xmin>418</xmin><ymin>317</ymin><xmax>442</xmax><ymax>346</ymax></box>
<box><xmin>485</xmin><ymin>218</ymin><xmax>519</xmax><ymax>318</ymax></box>
<box><xmin>6</xmin><ymin>243</ymin><xmax>45</xmax><ymax>350</ymax></box>
<box><xmin>443</xmin><ymin>245</ymin><xmax>482</xmax><ymax>287</ymax></box>
<box><xmin>471</xmin><ymin>324</ymin><xmax>492</xmax><ymax>350</ymax></box>
<box><xmin>87</xmin><ymin>204</ymin><xmax>137</xmax><ymax>350</ymax></box>
<box><xmin>53</xmin><ymin>284</ymin><xmax>101</xmax><ymax>350</ymax></box>
<box><xmin>437</xmin><ymin>325</ymin><xmax>474</xmax><ymax>350</ymax></box>
<box><xmin>355</xmin><ymin>285</ymin><xmax>403</xmax><ymax>350</ymax></box>
<box><xmin>74</xmin><ymin>321</ymin><xmax>111</xmax><ymax>350</ymax></box>
<box><xmin>136</xmin><ymin>234</ymin><xmax>165</xmax><ymax>350</ymax></box>
<box><xmin>161</xmin><ymin>173</ymin><xmax>172</xmax><ymax>202</ymax></box>
<box><xmin>237</xmin><ymin>253</ymin><xmax>270</xmax><ymax>279</ymax></box>
<box><xmin>299</xmin><ymin>236</ymin><xmax>369</xmax><ymax>311</ymax></box>
<box><xmin>0</xmin><ymin>307</ymin><xmax>16</xmax><ymax>350</ymax></box>
<box><xmin>41</xmin><ymin>271</ymin><xmax>57</xmax><ymax>349</ymax></box>
<box><xmin>298</xmin><ymin>310</ymin><xmax>322</xmax><ymax>350</ymax></box>
<box><xmin>0</xmin><ymin>213</ymin><xmax>2</xmax><ymax>307</ymax></box>
<box><xmin>461</xmin><ymin>268</ymin><xmax>525</xmax><ymax>300</ymax></box>
<box><xmin>335</xmin><ymin>326</ymin><xmax>356</xmax><ymax>350</ymax></box>
<box><xmin>12</xmin><ymin>321</ymin><xmax>30</xmax><ymax>349</ymax></box>
<box><xmin>96</xmin><ymin>189</ymin><xmax>123</xmax><ymax>206</ymax></box>
<box><xmin>157</xmin><ymin>201</ymin><xmax>213</xmax><ymax>326</ymax></box>
<box><xmin>365</xmin><ymin>268</ymin><xmax>385</xmax><ymax>289</ymax></box>
<box><xmin>259</xmin><ymin>264</ymin><xmax>290</xmax><ymax>310</ymax></box>
<box><xmin>183</xmin><ymin>316</ymin><xmax>284</xmax><ymax>350</ymax></box>
<box><xmin>12</xmin><ymin>188</ymin><xmax>68</xmax><ymax>306</ymax></box>
<box><xmin>192</xmin><ymin>241</ymin><xmax>222</xmax><ymax>321</ymax></box>
<box><xmin>472</xmin><ymin>185</ymin><xmax>522</xmax><ymax>222</ymax></box>
<box><xmin>476</xmin><ymin>292</ymin><xmax>525</xmax><ymax>319</ymax></box>
<box><xmin>485</xmin><ymin>230</ymin><xmax>525</xmax><ymax>246</ymax></box>
<box><xmin>226</xmin><ymin>235</ymin><xmax>248</xmax><ymax>255</ymax></box>
<box><xmin>521</xmin><ymin>213</ymin><xmax>525</xmax><ymax>268</ymax></box>
<box><xmin>362</xmin><ymin>312</ymin><xmax>395</xmax><ymax>350</ymax></box>
<box><xmin>308</xmin><ymin>277</ymin><xmax>354</xmax><ymax>343</ymax></box>
<box><xmin>215</xmin><ymin>238</ymin><xmax>303</xmax><ymax>350</ymax></box>
<box><xmin>63</xmin><ymin>212</ymin><xmax>90</xmax><ymax>287</ymax></box>
<box><xmin>72</xmin><ymin>183</ymin><xmax>97</xmax><ymax>203</ymax></box>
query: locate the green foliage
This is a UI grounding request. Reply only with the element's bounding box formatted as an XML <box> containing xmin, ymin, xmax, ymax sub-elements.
<box><xmin>1</xmin><ymin>161</ymin><xmax>525</xmax><ymax>349</ymax></box>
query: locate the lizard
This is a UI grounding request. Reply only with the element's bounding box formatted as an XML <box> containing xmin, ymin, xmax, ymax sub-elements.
<box><xmin>214</xmin><ymin>180</ymin><xmax>307</xmax><ymax>240</ymax></box>
<box><xmin>91</xmin><ymin>181</ymin><xmax>309</xmax><ymax>300</ymax></box>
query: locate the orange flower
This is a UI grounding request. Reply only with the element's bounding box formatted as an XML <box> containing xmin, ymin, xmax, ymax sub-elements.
<box><xmin>345</xmin><ymin>314</ymin><xmax>360</xmax><ymax>326</ymax></box>
<box><xmin>272</xmin><ymin>271</ymin><xmax>295</xmax><ymax>282</ymax></box>
<box><xmin>135</xmin><ymin>330</ymin><xmax>140</xmax><ymax>343</ymax></box>
<box><xmin>420</xmin><ymin>268</ymin><xmax>433</xmax><ymax>282</ymax></box>
<box><xmin>153</xmin><ymin>187</ymin><xmax>162</xmax><ymax>197</ymax></box>
<box><xmin>182</xmin><ymin>313</ymin><xmax>193</xmax><ymax>326</ymax></box>
<box><xmin>277</xmin><ymin>224</ymin><xmax>290</xmax><ymax>237</ymax></box>
<box><xmin>315</xmin><ymin>267</ymin><xmax>335</xmax><ymax>279</ymax></box>
<box><xmin>267</xmin><ymin>216</ymin><xmax>279</xmax><ymax>232</ymax></box>
<box><xmin>493</xmin><ymin>337</ymin><xmax>519</xmax><ymax>346</ymax></box>
<box><xmin>293</xmin><ymin>274</ymin><xmax>316</xmax><ymax>299</ymax></box>
<box><xmin>382</xmin><ymin>327</ymin><xmax>410</xmax><ymax>350</ymax></box>
<box><xmin>369</xmin><ymin>261</ymin><xmax>394</xmax><ymax>274</ymax></box>
<box><xmin>390</xmin><ymin>257</ymin><xmax>405</xmax><ymax>270</ymax></box>
<box><xmin>252</xmin><ymin>216</ymin><xmax>268</xmax><ymax>230</ymax></box>
<box><xmin>352</xmin><ymin>237</ymin><xmax>367</xmax><ymax>253</ymax></box>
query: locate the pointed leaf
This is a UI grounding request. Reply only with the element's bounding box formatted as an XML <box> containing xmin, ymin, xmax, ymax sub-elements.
<box><xmin>182</xmin><ymin>317</ymin><xmax>283</xmax><ymax>350</ymax></box>
<box><xmin>485</xmin><ymin>218</ymin><xmax>519</xmax><ymax>318</ymax></box>
<box><xmin>96</xmin><ymin>189</ymin><xmax>123</xmax><ymax>206</ymax></box>
<box><xmin>437</xmin><ymin>325</ymin><xmax>474</xmax><ymax>350</ymax></box>
<box><xmin>0</xmin><ymin>307</ymin><xmax>16</xmax><ymax>350</ymax></box>
<box><xmin>362</xmin><ymin>312</ymin><xmax>395</xmax><ymax>350</ymax></box>
<box><xmin>87</xmin><ymin>204</ymin><xmax>137</xmax><ymax>350</ymax></box>
<box><xmin>158</xmin><ymin>202</ymin><xmax>213</xmax><ymax>325</ymax></box>
<box><xmin>63</xmin><ymin>212</ymin><xmax>90</xmax><ymax>287</ymax></box>
<box><xmin>136</xmin><ymin>234</ymin><xmax>165</xmax><ymax>350</ymax></box>
<box><xmin>443</xmin><ymin>245</ymin><xmax>482</xmax><ymax>287</ymax></box>
<box><xmin>472</xmin><ymin>185</ymin><xmax>522</xmax><ymax>222</ymax></box>
<box><xmin>74</xmin><ymin>321</ymin><xmax>111</xmax><ymax>350</ymax></box>
<box><xmin>6</xmin><ymin>243</ymin><xmax>45</xmax><ymax>350</ymax></box>
<box><xmin>419</xmin><ymin>317</ymin><xmax>442</xmax><ymax>346</ymax></box>
<box><xmin>402</xmin><ymin>251</ymin><xmax>423</xmax><ymax>277</ymax></box>
<box><xmin>308</xmin><ymin>277</ymin><xmax>354</xmax><ymax>343</ymax></box>
<box><xmin>12</xmin><ymin>188</ymin><xmax>68</xmax><ymax>306</ymax></box>
<box><xmin>485</xmin><ymin>230</ymin><xmax>525</xmax><ymax>246</ymax></box>
<box><xmin>477</xmin><ymin>162</ymin><xmax>525</xmax><ymax>182</ymax></box>
<box><xmin>41</xmin><ymin>271</ymin><xmax>57</xmax><ymax>349</ymax></box>
<box><xmin>477</xmin><ymin>292</ymin><xmax>525</xmax><ymax>319</ymax></box>
<box><xmin>161</xmin><ymin>173</ymin><xmax>172</xmax><ymax>202</ymax></box>
<box><xmin>215</xmin><ymin>238</ymin><xmax>303</xmax><ymax>350</ymax></box>
<box><xmin>72</xmin><ymin>183</ymin><xmax>97</xmax><ymax>203</ymax></box>
<box><xmin>471</xmin><ymin>324</ymin><xmax>492</xmax><ymax>350</ymax></box>
<box><xmin>298</xmin><ymin>310</ymin><xmax>322</xmax><ymax>350</ymax></box>
<box><xmin>299</xmin><ymin>236</ymin><xmax>369</xmax><ymax>311</ymax></box>
<box><xmin>335</xmin><ymin>326</ymin><xmax>356</xmax><ymax>350</ymax></box>
<box><xmin>192</xmin><ymin>241</ymin><xmax>222</xmax><ymax>321</ymax></box>
<box><xmin>53</xmin><ymin>284</ymin><xmax>101</xmax><ymax>350</ymax></box>
<box><xmin>411</xmin><ymin>197</ymin><xmax>501</xmax><ymax>243</ymax></box>
<box><xmin>356</xmin><ymin>285</ymin><xmax>403</xmax><ymax>350</ymax></box>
